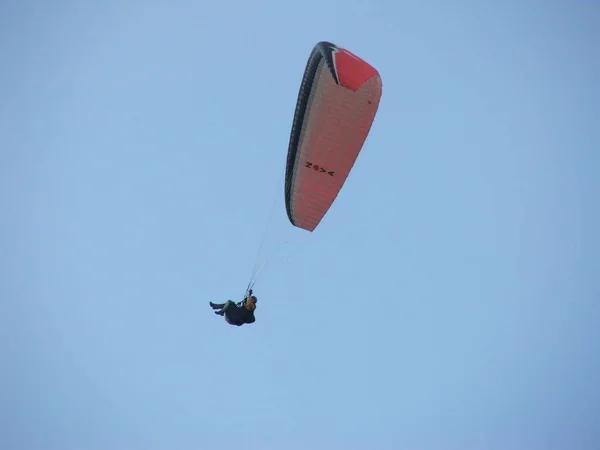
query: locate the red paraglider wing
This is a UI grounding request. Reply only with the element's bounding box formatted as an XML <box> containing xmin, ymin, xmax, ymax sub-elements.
<box><xmin>284</xmin><ymin>41</ymin><xmax>382</xmax><ymax>232</ymax></box>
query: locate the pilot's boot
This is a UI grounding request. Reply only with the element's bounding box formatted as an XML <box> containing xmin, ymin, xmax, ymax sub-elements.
<box><xmin>209</xmin><ymin>302</ymin><xmax>225</xmax><ymax>309</ymax></box>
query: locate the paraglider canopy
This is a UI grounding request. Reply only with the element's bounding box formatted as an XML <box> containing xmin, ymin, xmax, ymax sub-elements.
<box><xmin>284</xmin><ymin>41</ymin><xmax>382</xmax><ymax>232</ymax></box>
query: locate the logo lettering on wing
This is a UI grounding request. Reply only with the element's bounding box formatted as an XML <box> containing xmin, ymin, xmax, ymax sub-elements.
<box><xmin>305</xmin><ymin>161</ymin><xmax>334</xmax><ymax>176</ymax></box>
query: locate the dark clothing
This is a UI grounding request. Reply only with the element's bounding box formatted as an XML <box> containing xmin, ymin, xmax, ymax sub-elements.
<box><xmin>213</xmin><ymin>300</ymin><xmax>256</xmax><ymax>326</ymax></box>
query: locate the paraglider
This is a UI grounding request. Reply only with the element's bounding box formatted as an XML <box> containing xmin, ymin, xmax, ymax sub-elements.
<box><xmin>211</xmin><ymin>41</ymin><xmax>382</xmax><ymax>323</ymax></box>
<box><xmin>210</xmin><ymin>290</ymin><xmax>257</xmax><ymax>327</ymax></box>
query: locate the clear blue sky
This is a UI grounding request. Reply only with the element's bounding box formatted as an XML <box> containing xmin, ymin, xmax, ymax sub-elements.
<box><xmin>1</xmin><ymin>1</ymin><xmax>599</xmax><ymax>449</ymax></box>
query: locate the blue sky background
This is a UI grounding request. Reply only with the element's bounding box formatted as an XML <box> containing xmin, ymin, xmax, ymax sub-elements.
<box><xmin>1</xmin><ymin>0</ymin><xmax>599</xmax><ymax>449</ymax></box>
